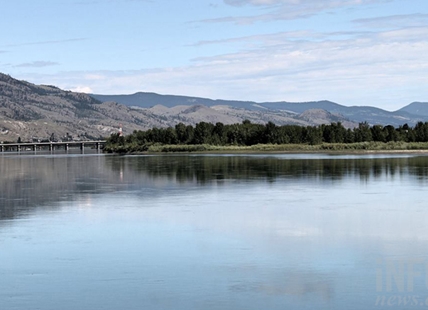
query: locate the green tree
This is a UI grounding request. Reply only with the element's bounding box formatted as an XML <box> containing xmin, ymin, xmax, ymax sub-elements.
<box><xmin>305</xmin><ymin>126</ymin><xmax>322</xmax><ymax>145</ymax></box>
<box><xmin>398</xmin><ymin>124</ymin><xmax>415</xmax><ymax>142</ymax></box>
<box><xmin>354</xmin><ymin>122</ymin><xmax>373</xmax><ymax>142</ymax></box>
<box><xmin>163</xmin><ymin>127</ymin><xmax>178</xmax><ymax>144</ymax></box>
<box><xmin>185</xmin><ymin>125</ymin><xmax>194</xmax><ymax>144</ymax></box>
<box><xmin>371</xmin><ymin>125</ymin><xmax>386</xmax><ymax>142</ymax></box>
<box><xmin>265</xmin><ymin>122</ymin><xmax>278</xmax><ymax>144</ymax></box>
<box><xmin>175</xmin><ymin>123</ymin><xmax>187</xmax><ymax>144</ymax></box>
<box><xmin>415</xmin><ymin>122</ymin><xmax>428</xmax><ymax>142</ymax></box>
<box><xmin>213</xmin><ymin>122</ymin><xmax>226</xmax><ymax>145</ymax></box>
<box><xmin>193</xmin><ymin>122</ymin><xmax>213</xmax><ymax>144</ymax></box>
<box><xmin>383</xmin><ymin>125</ymin><xmax>399</xmax><ymax>142</ymax></box>
<box><xmin>344</xmin><ymin>128</ymin><xmax>355</xmax><ymax>143</ymax></box>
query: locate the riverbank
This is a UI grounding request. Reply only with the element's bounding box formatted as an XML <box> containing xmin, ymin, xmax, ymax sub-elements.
<box><xmin>104</xmin><ymin>141</ymin><xmax>428</xmax><ymax>154</ymax></box>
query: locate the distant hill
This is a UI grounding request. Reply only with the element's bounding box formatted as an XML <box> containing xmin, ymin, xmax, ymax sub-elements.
<box><xmin>0</xmin><ymin>73</ymin><xmax>354</xmax><ymax>141</ymax></box>
<box><xmin>91</xmin><ymin>92</ymin><xmax>258</xmax><ymax>110</ymax></box>
<box><xmin>91</xmin><ymin>92</ymin><xmax>427</xmax><ymax>127</ymax></box>
<box><xmin>398</xmin><ymin>102</ymin><xmax>428</xmax><ymax>117</ymax></box>
<box><xmin>1</xmin><ymin>72</ymin><xmax>427</xmax><ymax>141</ymax></box>
<box><xmin>0</xmin><ymin>73</ymin><xmax>169</xmax><ymax>141</ymax></box>
<box><xmin>257</xmin><ymin>101</ymin><xmax>421</xmax><ymax>126</ymax></box>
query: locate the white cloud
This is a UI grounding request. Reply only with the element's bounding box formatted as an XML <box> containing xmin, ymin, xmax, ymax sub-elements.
<box><xmin>191</xmin><ymin>30</ymin><xmax>324</xmax><ymax>47</ymax></box>
<box><xmin>224</xmin><ymin>0</ymin><xmax>367</xmax><ymax>6</ymax></box>
<box><xmin>1</xmin><ymin>38</ymin><xmax>87</xmax><ymax>48</ymax></box>
<box><xmin>75</xmin><ymin>0</ymin><xmax>152</xmax><ymax>4</ymax></box>
<box><xmin>200</xmin><ymin>0</ymin><xmax>390</xmax><ymax>23</ymax></box>
<box><xmin>224</xmin><ymin>0</ymin><xmax>385</xmax><ymax>7</ymax></box>
<box><xmin>68</xmin><ymin>86</ymin><xmax>94</xmax><ymax>93</ymax></box>
<box><xmin>17</xmin><ymin>22</ymin><xmax>428</xmax><ymax>110</ymax></box>
<box><xmin>14</xmin><ymin>61</ymin><xmax>59</xmax><ymax>68</ymax></box>
<box><xmin>353</xmin><ymin>13</ymin><xmax>428</xmax><ymax>29</ymax></box>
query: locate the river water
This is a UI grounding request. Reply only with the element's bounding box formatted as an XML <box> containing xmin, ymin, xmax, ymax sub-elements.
<box><xmin>1</xmin><ymin>153</ymin><xmax>428</xmax><ymax>309</ymax></box>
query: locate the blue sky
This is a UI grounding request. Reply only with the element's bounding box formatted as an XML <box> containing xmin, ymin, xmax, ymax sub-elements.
<box><xmin>1</xmin><ymin>0</ymin><xmax>427</xmax><ymax>110</ymax></box>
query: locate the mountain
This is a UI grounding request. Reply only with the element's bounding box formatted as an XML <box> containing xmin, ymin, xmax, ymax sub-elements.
<box><xmin>398</xmin><ymin>102</ymin><xmax>428</xmax><ymax>117</ymax></box>
<box><xmin>298</xmin><ymin>109</ymin><xmax>354</xmax><ymax>127</ymax></box>
<box><xmin>0</xmin><ymin>73</ymin><xmax>169</xmax><ymax>141</ymax></box>
<box><xmin>0</xmin><ymin>73</ymin><xmax>357</xmax><ymax>141</ymax></box>
<box><xmin>91</xmin><ymin>92</ymin><xmax>258</xmax><ymax>110</ymax></box>
<box><xmin>259</xmin><ymin>101</ymin><xmax>423</xmax><ymax>126</ymax></box>
<box><xmin>1</xmin><ymin>72</ymin><xmax>427</xmax><ymax>141</ymax></box>
<box><xmin>91</xmin><ymin>92</ymin><xmax>427</xmax><ymax>127</ymax></box>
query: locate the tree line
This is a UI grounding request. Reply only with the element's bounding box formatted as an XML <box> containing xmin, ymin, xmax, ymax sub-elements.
<box><xmin>107</xmin><ymin>121</ymin><xmax>428</xmax><ymax>147</ymax></box>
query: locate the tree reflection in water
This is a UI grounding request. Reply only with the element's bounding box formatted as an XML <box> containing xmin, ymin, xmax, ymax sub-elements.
<box><xmin>1</xmin><ymin>154</ymin><xmax>428</xmax><ymax>220</ymax></box>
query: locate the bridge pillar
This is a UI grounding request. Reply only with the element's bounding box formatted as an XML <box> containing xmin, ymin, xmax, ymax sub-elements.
<box><xmin>65</xmin><ymin>143</ymin><xmax>69</xmax><ymax>151</ymax></box>
<box><xmin>49</xmin><ymin>143</ymin><xmax>53</xmax><ymax>152</ymax></box>
<box><xmin>33</xmin><ymin>145</ymin><xmax>37</xmax><ymax>152</ymax></box>
<box><xmin>1</xmin><ymin>145</ymin><xmax>3</xmax><ymax>152</ymax></box>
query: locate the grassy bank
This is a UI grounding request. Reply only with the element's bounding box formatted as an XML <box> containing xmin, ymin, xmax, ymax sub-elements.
<box><xmin>104</xmin><ymin>141</ymin><xmax>428</xmax><ymax>154</ymax></box>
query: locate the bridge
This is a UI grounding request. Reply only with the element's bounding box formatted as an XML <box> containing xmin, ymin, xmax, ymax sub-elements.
<box><xmin>0</xmin><ymin>140</ymin><xmax>106</xmax><ymax>152</ymax></box>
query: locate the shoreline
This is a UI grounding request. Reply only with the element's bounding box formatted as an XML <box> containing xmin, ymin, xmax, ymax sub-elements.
<box><xmin>104</xmin><ymin>142</ymin><xmax>428</xmax><ymax>155</ymax></box>
<box><xmin>142</xmin><ymin>149</ymin><xmax>428</xmax><ymax>155</ymax></box>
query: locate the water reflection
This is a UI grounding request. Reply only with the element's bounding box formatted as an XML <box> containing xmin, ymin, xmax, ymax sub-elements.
<box><xmin>0</xmin><ymin>154</ymin><xmax>110</xmax><ymax>220</ymax></box>
<box><xmin>107</xmin><ymin>155</ymin><xmax>428</xmax><ymax>184</ymax></box>
<box><xmin>106</xmin><ymin>156</ymin><xmax>428</xmax><ymax>185</ymax></box>
<box><xmin>1</xmin><ymin>153</ymin><xmax>428</xmax><ymax>310</ymax></box>
<box><xmin>1</xmin><ymin>154</ymin><xmax>428</xmax><ymax>221</ymax></box>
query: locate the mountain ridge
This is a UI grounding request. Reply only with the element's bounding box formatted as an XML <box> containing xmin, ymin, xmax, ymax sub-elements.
<box><xmin>1</xmin><ymin>72</ymin><xmax>427</xmax><ymax>141</ymax></box>
<box><xmin>397</xmin><ymin>102</ymin><xmax>428</xmax><ymax>117</ymax></box>
<box><xmin>90</xmin><ymin>92</ymin><xmax>426</xmax><ymax>127</ymax></box>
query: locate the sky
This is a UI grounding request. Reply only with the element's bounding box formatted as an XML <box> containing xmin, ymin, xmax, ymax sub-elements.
<box><xmin>1</xmin><ymin>0</ymin><xmax>428</xmax><ymax>111</ymax></box>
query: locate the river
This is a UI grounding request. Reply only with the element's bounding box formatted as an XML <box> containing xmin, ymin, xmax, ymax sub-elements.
<box><xmin>1</xmin><ymin>153</ymin><xmax>428</xmax><ymax>309</ymax></box>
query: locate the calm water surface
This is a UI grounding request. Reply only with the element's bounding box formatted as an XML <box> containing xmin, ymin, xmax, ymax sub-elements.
<box><xmin>1</xmin><ymin>153</ymin><xmax>428</xmax><ymax>309</ymax></box>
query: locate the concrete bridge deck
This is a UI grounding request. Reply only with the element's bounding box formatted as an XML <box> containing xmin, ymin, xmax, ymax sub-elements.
<box><xmin>0</xmin><ymin>140</ymin><xmax>106</xmax><ymax>152</ymax></box>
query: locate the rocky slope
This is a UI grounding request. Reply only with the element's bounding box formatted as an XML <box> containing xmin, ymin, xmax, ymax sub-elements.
<box><xmin>0</xmin><ymin>73</ymin><xmax>167</xmax><ymax>141</ymax></box>
<box><xmin>0</xmin><ymin>73</ymin><xmax>358</xmax><ymax>141</ymax></box>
